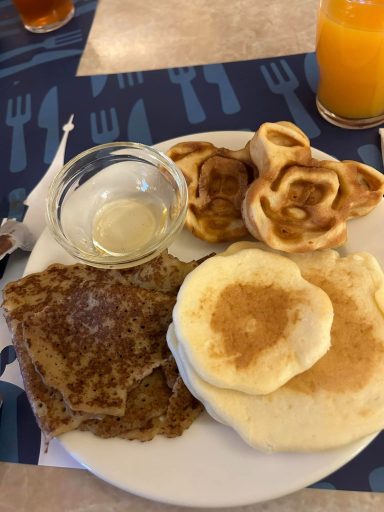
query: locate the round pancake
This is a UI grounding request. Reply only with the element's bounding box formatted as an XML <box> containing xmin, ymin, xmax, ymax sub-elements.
<box><xmin>168</xmin><ymin>248</ymin><xmax>384</xmax><ymax>452</ymax></box>
<box><xmin>172</xmin><ymin>248</ymin><xmax>333</xmax><ymax>395</ymax></box>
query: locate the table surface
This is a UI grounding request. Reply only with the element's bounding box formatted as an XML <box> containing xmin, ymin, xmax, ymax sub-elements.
<box><xmin>1</xmin><ymin>0</ymin><xmax>384</xmax><ymax>510</ymax></box>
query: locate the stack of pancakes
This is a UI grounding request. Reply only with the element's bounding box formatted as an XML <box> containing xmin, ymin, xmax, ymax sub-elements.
<box><xmin>167</xmin><ymin>122</ymin><xmax>384</xmax><ymax>251</ymax></box>
<box><xmin>2</xmin><ymin>252</ymin><xmax>203</xmax><ymax>441</ymax></box>
<box><xmin>168</xmin><ymin>243</ymin><xmax>384</xmax><ymax>452</ymax></box>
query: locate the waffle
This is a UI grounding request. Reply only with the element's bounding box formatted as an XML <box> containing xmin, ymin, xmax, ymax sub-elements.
<box><xmin>243</xmin><ymin>122</ymin><xmax>384</xmax><ymax>252</ymax></box>
<box><xmin>167</xmin><ymin>141</ymin><xmax>258</xmax><ymax>242</ymax></box>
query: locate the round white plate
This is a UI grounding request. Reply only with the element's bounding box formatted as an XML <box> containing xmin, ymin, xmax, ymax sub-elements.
<box><xmin>25</xmin><ymin>131</ymin><xmax>383</xmax><ymax>508</ymax></box>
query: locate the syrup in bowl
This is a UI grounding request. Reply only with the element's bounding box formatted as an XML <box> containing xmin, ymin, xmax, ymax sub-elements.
<box><xmin>47</xmin><ymin>143</ymin><xmax>188</xmax><ymax>268</ymax></box>
<box><xmin>92</xmin><ymin>195</ymin><xmax>168</xmax><ymax>256</ymax></box>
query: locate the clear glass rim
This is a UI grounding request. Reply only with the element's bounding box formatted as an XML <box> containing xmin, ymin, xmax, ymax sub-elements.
<box><xmin>23</xmin><ymin>6</ymin><xmax>75</xmax><ymax>33</ymax></box>
<box><xmin>46</xmin><ymin>141</ymin><xmax>188</xmax><ymax>268</ymax></box>
<box><xmin>316</xmin><ymin>97</ymin><xmax>384</xmax><ymax>129</ymax></box>
<box><xmin>321</xmin><ymin>0</ymin><xmax>384</xmax><ymax>6</ymax></box>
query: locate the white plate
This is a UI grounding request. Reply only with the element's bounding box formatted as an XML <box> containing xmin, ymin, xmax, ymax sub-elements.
<box><xmin>25</xmin><ymin>131</ymin><xmax>383</xmax><ymax>508</ymax></box>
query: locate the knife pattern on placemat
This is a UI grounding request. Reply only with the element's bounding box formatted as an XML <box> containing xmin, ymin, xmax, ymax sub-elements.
<box><xmin>0</xmin><ymin>0</ymin><xmax>384</xmax><ymax>493</ymax></box>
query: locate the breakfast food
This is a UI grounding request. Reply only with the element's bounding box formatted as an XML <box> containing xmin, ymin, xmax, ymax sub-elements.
<box><xmin>2</xmin><ymin>252</ymin><xmax>203</xmax><ymax>440</ymax></box>
<box><xmin>78</xmin><ymin>358</ymin><xmax>201</xmax><ymax>441</ymax></box>
<box><xmin>4</xmin><ymin>121</ymin><xmax>384</xmax><ymax>463</ymax></box>
<box><xmin>248</xmin><ymin>121</ymin><xmax>312</xmax><ymax>178</ymax></box>
<box><xmin>22</xmin><ymin>283</ymin><xmax>174</xmax><ymax>416</ymax></box>
<box><xmin>167</xmin><ymin>121</ymin><xmax>384</xmax><ymax>251</ymax></box>
<box><xmin>166</xmin><ymin>141</ymin><xmax>258</xmax><ymax>242</ymax></box>
<box><xmin>168</xmin><ymin>243</ymin><xmax>384</xmax><ymax>452</ymax></box>
<box><xmin>243</xmin><ymin>122</ymin><xmax>384</xmax><ymax>252</ymax></box>
<box><xmin>171</xmin><ymin>247</ymin><xmax>333</xmax><ymax>395</ymax></box>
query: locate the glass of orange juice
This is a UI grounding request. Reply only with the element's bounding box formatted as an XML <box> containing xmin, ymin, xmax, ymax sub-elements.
<box><xmin>12</xmin><ymin>0</ymin><xmax>74</xmax><ymax>33</ymax></box>
<box><xmin>316</xmin><ymin>0</ymin><xmax>384</xmax><ymax>129</ymax></box>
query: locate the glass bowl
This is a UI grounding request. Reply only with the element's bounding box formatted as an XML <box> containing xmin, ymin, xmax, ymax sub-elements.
<box><xmin>46</xmin><ymin>142</ymin><xmax>188</xmax><ymax>268</ymax></box>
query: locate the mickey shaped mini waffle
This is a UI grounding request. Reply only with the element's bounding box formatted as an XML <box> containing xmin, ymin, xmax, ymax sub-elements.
<box><xmin>242</xmin><ymin>122</ymin><xmax>384</xmax><ymax>252</ymax></box>
<box><xmin>167</xmin><ymin>141</ymin><xmax>258</xmax><ymax>243</ymax></box>
<box><xmin>249</xmin><ymin>121</ymin><xmax>312</xmax><ymax>178</ymax></box>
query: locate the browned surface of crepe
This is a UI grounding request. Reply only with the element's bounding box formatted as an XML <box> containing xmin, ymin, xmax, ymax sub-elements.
<box><xmin>2</xmin><ymin>252</ymin><xmax>202</xmax><ymax>441</ymax></box>
<box><xmin>22</xmin><ymin>283</ymin><xmax>174</xmax><ymax>416</ymax></box>
<box><xmin>80</xmin><ymin>367</ymin><xmax>172</xmax><ymax>437</ymax></box>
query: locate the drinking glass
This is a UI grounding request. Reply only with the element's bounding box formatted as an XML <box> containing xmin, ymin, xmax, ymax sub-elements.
<box><xmin>12</xmin><ymin>0</ymin><xmax>74</xmax><ymax>33</ymax></box>
<box><xmin>316</xmin><ymin>0</ymin><xmax>384</xmax><ymax>129</ymax></box>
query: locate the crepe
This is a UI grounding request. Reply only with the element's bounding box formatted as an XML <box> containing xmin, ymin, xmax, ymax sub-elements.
<box><xmin>2</xmin><ymin>252</ymin><xmax>202</xmax><ymax>439</ymax></box>
<box><xmin>161</xmin><ymin>374</ymin><xmax>203</xmax><ymax>437</ymax></box>
<box><xmin>2</xmin><ymin>264</ymin><xmax>105</xmax><ymax>437</ymax></box>
<box><xmin>80</xmin><ymin>367</ymin><xmax>172</xmax><ymax>437</ymax></box>
<box><xmin>22</xmin><ymin>282</ymin><xmax>174</xmax><ymax>416</ymax></box>
<box><xmin>10</xmin><ymin>324</ymin><xmax>89</xmax><ymax>437</ymax></box>
<box><xmin>167</xmin><ymin>141</ymin><xmax>257</xmax><ymax>242</ymax></box>
<box><xmin>168</xmin><ymin>245</ymin><xmax>384</xmax><ymax>452</ymax></box>
<box><xmin>2</xmin><ymin>252</ymin><xmax>199</xmax><ymax>318</ymax></box>
<box><xmin>77</xmin><ymin>357</ymin><xmax>202</xmax><ymax>440</ymax></box>
<box><xmin>172</xmin><ymin>247</ymin><xmax>333</xmax><ymax>395</ymax></box>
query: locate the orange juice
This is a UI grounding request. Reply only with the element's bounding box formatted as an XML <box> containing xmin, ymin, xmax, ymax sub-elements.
<box><xmin>316</xmin><ymin>0</ymin><xmax>384</xmax><ymax>124</ymax></box>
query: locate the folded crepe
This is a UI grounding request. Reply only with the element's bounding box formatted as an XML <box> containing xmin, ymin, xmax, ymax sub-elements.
<box><xmin>22</xmin><ymin>282</ymin><xmax>174</xmax><ymax>416</ymax></box>
<box><xmin>2</xmin><ymin>252</ymin><xmax>202</xmax><ymax>440</ymax></box>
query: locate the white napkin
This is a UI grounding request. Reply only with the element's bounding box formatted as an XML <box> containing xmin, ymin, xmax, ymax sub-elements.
<box><xmin>0</xmin><ymin>219</ymin><xmax>35</xmax><ymax>261</ymax></box>
<box><xmin>23</xmin><ymin>114</ymin><xmax>75</xmax><ymax>243</ymax></box>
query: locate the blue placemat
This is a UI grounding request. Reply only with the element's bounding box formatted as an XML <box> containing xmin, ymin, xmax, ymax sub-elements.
<box><xmin>0</xmin><ymin>0</ymin><xmax>384</xmax><ymax>494</ymax></box>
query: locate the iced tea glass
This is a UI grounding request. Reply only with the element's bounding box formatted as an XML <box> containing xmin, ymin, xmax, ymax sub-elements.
<box><xmin>12</xmin><ymin>0</ymin><xmax>74</xmax><ymax>33</ymax></box>
<box><xmin>316</xmin><ymin>0</ymin><xmax>384</xmax><ymax>129</ymax></box>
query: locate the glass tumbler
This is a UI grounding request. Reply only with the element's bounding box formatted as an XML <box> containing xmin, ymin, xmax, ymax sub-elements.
<box><xmin>12</xmin><ymin>0</ymin><xmax>75</xmax><ymax>33</ymax></box>
<box><xmin>316</xmin><ymin>0</ymin><xmax>384</xmax><ymax>129</ymax></box>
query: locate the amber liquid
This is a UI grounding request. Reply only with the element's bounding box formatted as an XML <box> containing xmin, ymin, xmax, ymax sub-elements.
<box><xmin>92</xmin><ymin>196</ymin><xmax>168</xmax><ymax>256</ymax></box>
<box><xmin>12</xmin><ymin>0</ymin><xmax>74</xmax><ymax>30</ymax></box>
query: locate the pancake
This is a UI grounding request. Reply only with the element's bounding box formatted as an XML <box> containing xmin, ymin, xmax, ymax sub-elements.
<box><xmin>172</xmin><ymin>247</ymin><xmax>333</xmax><ymax>395</ymax></box>
<box><xmin>167</xmin><ymin>141</ymin><xmax>257</xmax><ymax>243</ymax></box>
<box><xmin>168</xmin><ymin>247</ymin><xmax>384</xmax><ymax>452</ymax></box>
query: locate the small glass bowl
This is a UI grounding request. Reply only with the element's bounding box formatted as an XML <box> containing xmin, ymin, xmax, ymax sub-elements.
<box><xmin>46</xmin><ymin>142</ymin><xmax>188</xmax><ymax>268</ymax></box>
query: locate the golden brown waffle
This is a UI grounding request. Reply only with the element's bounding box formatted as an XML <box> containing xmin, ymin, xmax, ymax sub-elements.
<box><xmin>249</xmin><ymin>121</ymin><xmax>312</xmax><ymax>178</ymax></box>
<box><xmin>167</xmin><ymin>141</ymin><xmax>258</xmax><ymax>242</ymax></box>
<box><xmin>243</xmin><ymin>122</ymin><xmax>384</xmax><ymax>252</ymax></box>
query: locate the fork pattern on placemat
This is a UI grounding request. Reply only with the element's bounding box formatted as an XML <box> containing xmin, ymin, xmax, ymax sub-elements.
<box><xmin>0</xmin><ymin>0</ymin><xmax>384</xmax><ymax>493</ymax></box>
